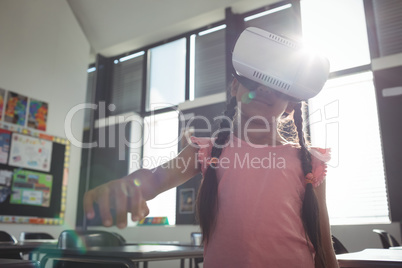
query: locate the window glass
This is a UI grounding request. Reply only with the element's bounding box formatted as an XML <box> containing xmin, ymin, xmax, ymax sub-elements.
<box><xmin>301</xmin><ymin>0</ymin><xmax>371</xmax><ymax>72</ymax></box>
<box><xmin>308</xmin><ymin>72</ymin><xmax>389</xmax><ymax>224</ymax></box>
<box><xmin>141</xmin><ymin>111</ymin><xmax>180</xmax><ymax>225</ymax></box>
<box><xmin>147</xmin><ymin>39</ymin><xmax>186</xmax><ymax>110</ymax></box>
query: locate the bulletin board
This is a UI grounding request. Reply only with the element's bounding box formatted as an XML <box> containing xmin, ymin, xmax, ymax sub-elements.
<box><xmin>0</xmin><ymin>121</ymin><xmax>70</xmax><ymax>225</ymax></box>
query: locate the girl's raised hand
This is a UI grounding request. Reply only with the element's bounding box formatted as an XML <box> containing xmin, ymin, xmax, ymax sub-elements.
<box><xmin>83</xmin><ymin>144</ymin><xmax>201</xmax><ymax>229</ymax></box>
<box><xmin>83</xmin><ymin>175</ymin><xmax>149</xmax><ymax>229</ymax></box>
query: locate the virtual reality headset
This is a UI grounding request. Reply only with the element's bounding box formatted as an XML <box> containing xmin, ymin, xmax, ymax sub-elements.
<box><xmin>232</xmin><ymin>27</ymin><xmax>330</xmax><ymax>100</ymax></box>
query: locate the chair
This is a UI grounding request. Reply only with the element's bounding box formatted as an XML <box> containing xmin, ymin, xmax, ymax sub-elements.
<box><xmin>57</xmin><ymin>230</ymin><xmax>125</xmax><ymax>249</ymax></box>
<box><xmin>191</xmin><ymin>232</ymin><xmax>203</xmax><ymax>268</ymax></box>
<box><xmin>19</xmin><ymin>232</ymin><xmax>55</xmax><ymax>260</ymax></box>
<box><xmin>52</xmin><ymin>230</ymin><xmax>127</xmax><ymax>268</ymax></box>
<box><xmin>0</xmin><ymin>231</ymin><xmax>18</xmax><ymax>244</ymax></box>
<box><xmin>19</xmin><ymin>232</ymin><xmax>54</xmax><ymax>241</ymax></box>
<box><xmin>373</xmin><ymin>229</ymin><xmax>401</xmax><ymax>249</ymax></box>
<box><xmin>0</xmin><ymin>231</ymin><xmax>22</xmax><ymax>259</ymax></box>
<box><xmin>332</xmin><ymin>235</ymin><xmax>348</xmax><ymax>254</ymax></box>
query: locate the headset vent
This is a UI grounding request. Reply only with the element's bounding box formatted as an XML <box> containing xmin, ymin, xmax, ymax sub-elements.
<box><xmin>253</xmin><ymin>71</ymin><xmax>291</xmax><ymax>91</ymax></box>
<box><xmin>267</xmin><ymin>33</ymin><xmax>298</xmax><ymax>49</ymax></box>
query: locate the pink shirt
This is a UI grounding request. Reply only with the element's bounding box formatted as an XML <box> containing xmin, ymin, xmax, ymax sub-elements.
<box><xmin>190</xmin><ymin>134</ymin><xmax>330</xmax><ymax>268</ymax></box>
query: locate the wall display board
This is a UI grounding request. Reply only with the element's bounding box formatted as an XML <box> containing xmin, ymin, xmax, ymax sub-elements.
<box><xmin>0</xmin><ymin>122</ymin><xmax>70</xmax><ymax>225</ymax></box>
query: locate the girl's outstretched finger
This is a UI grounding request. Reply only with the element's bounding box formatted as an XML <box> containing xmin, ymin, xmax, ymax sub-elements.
<box><xmin>140</xmin><ymin>199</ymin><xmax>150</xmax><ymax>219</ymax></box>
<box><xmin>97</xmin><ymin>185</ymin><xmax>113</xmax><ymax>226</ymax></box>
<box><xmin>114</xmin><ymin>181</ymin><xmax>128</xmax><ymax>228</ymax></box>
<box><xmin>83</xmin><ymin>191</ymin><xmax>95</xmax><ymax>219</ymax></box>
<box><xmin>129</xmin><ymin>178</ymin><xmax>142</xmax><ymax>221</ymax></box>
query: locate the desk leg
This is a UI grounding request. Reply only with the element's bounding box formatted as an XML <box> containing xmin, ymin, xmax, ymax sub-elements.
<box><xmin>180</xmin><ymin>259</ymin><xmax>184</xmax><ymax>268</ymax></box>
<box><xmin>143</xmin><ymin>261</ymin><xmax>148</xmax><ymax>268</ymax></box>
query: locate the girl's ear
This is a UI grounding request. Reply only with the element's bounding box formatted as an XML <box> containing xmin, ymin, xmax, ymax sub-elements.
<box><xmin>285</xmin><ymin>101</ymin><xmax>298</xmax><ymax>114</ymax></box>
<box><xmin>231</xmin><ymin>78</ymin><xmax>239</xmax><ymax>97</ymax></box>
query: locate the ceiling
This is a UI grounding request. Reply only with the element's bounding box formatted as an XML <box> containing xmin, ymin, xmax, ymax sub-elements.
<box><xmin>67</xmin><ymin>0</ymin><xmax>277</xmax><ymax>57</ymax></box>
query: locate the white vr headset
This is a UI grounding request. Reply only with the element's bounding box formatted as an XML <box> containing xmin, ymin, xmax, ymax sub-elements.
<box><xmin>232</xmin><ymin>27</ymin><xmax>330</xmax><ymax>100</ymax></box>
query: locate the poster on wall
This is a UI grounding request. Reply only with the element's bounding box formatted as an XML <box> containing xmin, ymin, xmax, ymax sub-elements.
<box><xmin>179</xmin><ymin>188</ymin><xmax>195</xmax><ymax>214</ymax></box>
<box><xmin>0</xmin><ymin>129</ymin><xmax>11</xmax><ymax>164</ymax></box>
<box><xmin>0</xmin><ymin>89</ymin><xmax>5</xmax><ymax>121</ymax></box>
<box><xmin>0</xmin><ymin>169</ymin><xmax>13</xmax><ymax>203</ymax></box>
<box><xmin>10</xmin><ymin>169</ymin><xmax>53</xmax><ymax>207</ymax></box>
<box><xmin>28</xmin><ymin>99</ymin><xmax>48</xmax><ymax>131</ymax></box>
<box><xmin>9</xmin><ymin>133</ymin><xmax>53</xmax><ymax>172</ymax></box>
<box><xmin>5</xmin><ymin>91</ymin><xmax>28</xmax><ymax>126</ymax></box>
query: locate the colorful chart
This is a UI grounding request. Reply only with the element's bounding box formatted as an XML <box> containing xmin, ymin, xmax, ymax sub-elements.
<box><xmin>9</xmin><ymin>133</ymin><xmax>53</xmax><ymax>172</ymax></box>
<box><xmin>10</xmin><ymin>169</ymin><xmax>53</xmax><ymax>207</ymax></box>
<box><xmin>0</xmin><ymin>129</ymin><xmax>11</xmax><ymax>164</ymax></box>
<box><xmin>5</xmin><ymin>91</ymin><xmax>28</xmax><ymax>126</ymax></box>
<box><xmin>0</xmin><ymin>89</ymin><xmax>5</xmax><ymax>121</ymax></box>
<box><xmin>28</xmin><ymin>99</ymin><xmax>48</xmax><ymax>131</ymax></box>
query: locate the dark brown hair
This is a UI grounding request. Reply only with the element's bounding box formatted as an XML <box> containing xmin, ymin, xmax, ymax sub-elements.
<box><xmin>196</xmin><ymin>91</ymin><xmax>325</xmax><ymax>265</ymax></box>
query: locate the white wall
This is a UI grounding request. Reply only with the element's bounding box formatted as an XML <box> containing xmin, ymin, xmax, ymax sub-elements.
<box><xmin>0</xmin><ymin>0</ymin><xmax>89</xmax><ymax>238</ymax></box>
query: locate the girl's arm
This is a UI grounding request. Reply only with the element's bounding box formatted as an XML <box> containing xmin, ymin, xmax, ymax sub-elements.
<box><xmin>314</xmin><ymin>180</ymin><xmax>339</xmax><ymax>268</ymax></box>
<box><xmin>83</xmin><ymin>143</ymin><xmax>201</xmax><ymax>228</ymax></box>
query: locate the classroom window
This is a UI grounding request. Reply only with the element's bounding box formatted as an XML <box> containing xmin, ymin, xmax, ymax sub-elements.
<box><xmin>190</xmin><ymin>25</ymin><xmax>226</xmax><ymax>99</ymax></box>
<box><xmin>243</xmin><ymin>2</ymin><xmax>299</xmax><ymax>38</ymax></box>
<box><xmin>302</xmin><ymin>0</ymin><xmax>389</xmax><ymax>224</ymax></box>
<box><xmin>308</xmin><ymin>72</ymin><xmax>389</xmax><ymax>225</ymax></box>
<box><xmin>147</xmin><ymin>38</ymin><xmax>186</xmax><ymax>111</ymax></box>
<box><xmin>300</xmin><ymin>0</ymin><xmax>371</xmax><ymax>72</ymax></box>
<box><xmin>110</xmin><ymin>52</ymin><xmax>144</xmax><ymax>115</ymax></box>
<box><xmin>84</xmin><ymin>66</ymin><xmax>96</xmax><ymax>130</ymax></box>
<box><xmin>372</xmin><ymin>0</ymin><xmax>402</xmax><ymax>57</ymax></box>
<box><xmin>141</xmin><ymin>111</ymin><xmax>180</xmax><ymax>225</ymax></box>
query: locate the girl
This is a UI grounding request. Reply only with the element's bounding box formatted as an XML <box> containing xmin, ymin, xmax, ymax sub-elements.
<box><xmin>84</xmin><ymin>28</ymin><xmax>338</xmax><ymax>267</ymax></box>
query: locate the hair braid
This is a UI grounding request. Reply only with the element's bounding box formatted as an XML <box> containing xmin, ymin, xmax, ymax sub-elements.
<box><xmin>197</xmin><ymin>96</ymin><xmax>237</xmax><ymax>243</ymax></box>
<box><xmin>294</xmin><ymin>102</ymin><xmax>325</xmax><ymax>267</ymax></box>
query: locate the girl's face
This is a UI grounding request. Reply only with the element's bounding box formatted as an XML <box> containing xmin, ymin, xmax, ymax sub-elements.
<box><xmin>231</xmin><ymin>78</ymin><xmax>296</xmax><ymax>122</ymax></box>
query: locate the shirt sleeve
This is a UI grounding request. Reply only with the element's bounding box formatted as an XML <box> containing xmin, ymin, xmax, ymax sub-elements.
<box><xmin>308</xmin><ymin>147</ymin><xmax>331</xmax><ymax>188</ymax></box>
<box><xmin>190</xmin><ymin>136</ymin><xmax>214</xmax><ymax>176</ymax></box>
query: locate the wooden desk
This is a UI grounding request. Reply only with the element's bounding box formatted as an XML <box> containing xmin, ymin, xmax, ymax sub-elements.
<box><xmin>39</xmin><ymin>244</ymin><xmax>204</xmax><ymax>268</ymax></box>
<box><xmin>337</xmin><ymin>249</ymin><xmax>402</xmax><ymax>267</ymax></box>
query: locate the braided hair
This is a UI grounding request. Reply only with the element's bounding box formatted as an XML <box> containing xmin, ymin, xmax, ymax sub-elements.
<box><xmin>197</xmin><ymin>96</ymin><xmax>237</xmax><ymax>243</ymax></box>
<box><xmin>294</xmin><ymin>102</ymin><xmax>326</xmax><ymax>266</ymax></box>
<box><xmin>196</xmin><ymin>89</ymin><xmax>325</xmax><ymax>266</ymax></box>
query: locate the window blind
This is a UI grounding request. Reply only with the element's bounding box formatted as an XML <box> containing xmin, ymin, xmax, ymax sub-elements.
<box><xmin>372</xmin><ymin>0</ymin><xmax>402</xmax><ymax>57</ymax></box>
<box><xmin>110</xmin><ymin>54</ymin><xmax>144</xmax><ymax>115</ymax></box>
<box><xmin>84</xmin><ymin>69</ymin><xmax>96</xmax><ymax>129</ymax></box>
<box><xmin>193</xmin><ymin>28</ymin><xmax>226</xmax><ymax>98</ymax></box>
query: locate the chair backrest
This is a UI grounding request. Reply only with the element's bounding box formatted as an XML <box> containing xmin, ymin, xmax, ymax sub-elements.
<box><xmin>373</xmin><ymin>229</ymin><xmax>401</xmax><ymax>248</ymax></box>
<box><xmin>0</xmin><ymin>231</ymin><xmax>17</xmax><ymax>244</ymax></box>
<box><xmin>332</xmin><ymin>235</ymin><xmax>348</xmax><ymax>254</ymax></box>
<box><xmin>19</xmin><ymin>232</ymin><xmax>54</xmax><ymax>241</ymax></box>
<box><xmin>57</xmin><ymin>230</ymin><xmax>125</xmax><ymax>249</ymax></box>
